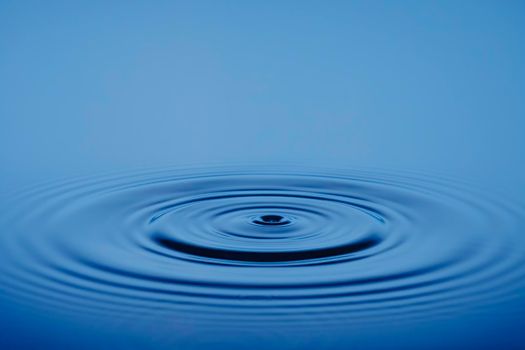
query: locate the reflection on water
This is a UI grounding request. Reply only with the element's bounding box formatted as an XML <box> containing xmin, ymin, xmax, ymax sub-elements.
<box><xmin>1</xmin><ymin>166</ymin><xmax>524</xmax><ymax>348</ymax></box>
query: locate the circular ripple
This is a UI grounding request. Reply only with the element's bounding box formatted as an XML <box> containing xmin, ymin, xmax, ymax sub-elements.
<box><xmin>0</xmin><ymin>166</ymin><xmax>524</xmax><ymax>326</ymax></box>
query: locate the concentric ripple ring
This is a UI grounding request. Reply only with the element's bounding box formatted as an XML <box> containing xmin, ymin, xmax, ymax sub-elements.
<box><xmin>0</xmin><ymin>166</ymin><xmax>524</xmax><ymax>326</ymax></box>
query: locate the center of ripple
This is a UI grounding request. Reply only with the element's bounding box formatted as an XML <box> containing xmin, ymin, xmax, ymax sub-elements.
<box><xmin>253</xmin><ymin>214</ymin><xmax>291</xmax><ymax>226</ymax></box>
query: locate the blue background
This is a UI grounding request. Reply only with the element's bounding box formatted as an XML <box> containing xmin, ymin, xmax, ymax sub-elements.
<box><xmin>1</xmin><ymin>1</ymin><xmax>524</xmax><ymax>191</ymax></box>
<box><xmin>1</xmin><ymin>1</ymin><xmax>524</xmax><ymax>349</ymax></box>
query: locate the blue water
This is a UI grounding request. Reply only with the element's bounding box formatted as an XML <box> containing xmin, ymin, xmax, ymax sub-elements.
<box><xmin>1</xmin><ymin>2</ymin><xmax>525</xmax><ymax>349</ymax></box>
<box><xmin>1</xmin><ymin>166</ymin><xmax>524</xmax><ymax>349</ymax></box>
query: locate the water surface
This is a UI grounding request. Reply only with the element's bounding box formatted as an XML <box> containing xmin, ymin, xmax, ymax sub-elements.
<box><xmin>1</xmin><ymin>166</ymin><xmax>524</xmax><ymax>349</ymax></box>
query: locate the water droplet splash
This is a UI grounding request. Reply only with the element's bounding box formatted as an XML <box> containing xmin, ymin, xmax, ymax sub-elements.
<box><xmin>253</xmin><ymin>214</ymin><xmax>291</xmax><ymax>226</ymax></box>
